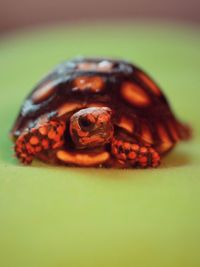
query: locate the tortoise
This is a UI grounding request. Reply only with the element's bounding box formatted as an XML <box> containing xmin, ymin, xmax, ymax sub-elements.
<box><xmin>11</xmin><ymin>57</ymin><xmax>191</xmax><ymax>168</ymax></box>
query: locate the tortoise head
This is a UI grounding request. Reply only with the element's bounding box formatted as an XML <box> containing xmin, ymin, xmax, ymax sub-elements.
<box><xmin>69</xmin><ymin>107</ymin><xmax>114</xmax><ymax>149</ymax></box>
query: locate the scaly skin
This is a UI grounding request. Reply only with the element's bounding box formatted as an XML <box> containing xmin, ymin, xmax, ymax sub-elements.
<box><xmin>15</xmin><ymin>119</ymin><xmax>66</xmax><ymax>164</ymax></box>
<box><xmin>111</xmin><ymin>138</ymin><xmax>161</xmax><ymax>168</ymax></box>
<box><xmin>14</xmin><ymin>108</ymin><xmax>161</xmax><ymax>168</ymax></box>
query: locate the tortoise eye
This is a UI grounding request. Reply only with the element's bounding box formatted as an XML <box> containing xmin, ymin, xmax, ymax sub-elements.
<box><xmin>79</xmin><ymin>116</ymin><xmax>94</xmax><ymax>129</ymax></box>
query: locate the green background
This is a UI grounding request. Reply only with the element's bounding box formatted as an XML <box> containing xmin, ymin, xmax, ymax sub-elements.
<box><xmin>0</xmin><ymin>22</ymin><xmax>200</xmax><ymax>267</ymax></box>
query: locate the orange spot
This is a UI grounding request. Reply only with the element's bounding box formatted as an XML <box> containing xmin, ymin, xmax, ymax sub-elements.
<box><xmin>116</xmin><ymin>140</ymin><xmax>122</xmax><ymax>147</ymax></box>
<box><xmin>57</xmin><ymin>125</ymin><xmax>65</xmax><ymax>135</ymax></box>
<box><xmin>74</xmin><ymin>76</ymin><xmax>104</xmax><ymax>92</ymax></box>
<box><xmin>128</xmin><ymin>151</ymin><xmax>137</xmax><ymax>160</ymax></box>
<box><xmin>26</xmin><ymin>143</ymin><xmax>34</xmax><ymax>154</ymax></box>
<box><xmin>112</xmin><ymin>146</ymin><xmax>118</xmax><ymax>155</ymax></box>
<box><xmin>124</xmin><ymin>142</ymin><xmax>131</xmax><ymax>150</ymax></box>
<box><xmin>122</xmin><ymin>82</ymin><xmax>151</xmax><ymax>107</ymax></box>
<box><xmin>29</xmin><ymin>136</ymin><xmax>39</xmax><ymax>145</ymax></box>
<box><xmin>132</xmin><ymin>144</ymin><xmax>139</xmax><ymax>151</ymax></box>
<box><xmin>152</xmin><ymin>154</ymin><xmax>160</xmax><ymax>165</ymax></box>
<box><xmin>138</xmin><ymin>72</ymin><xmax>161</xmax><ymax>96</ymax></box>
<box><xmin>42</xmin><ymin>139</ymin><xmax>49</xmax><ymax>149</ymax></box>
<box><xmin>54</xmin><ymin>135</ymin><xmax>62</xmax><ymax>142</ymax></box>
<box><xmin>152</xmin><ymin>153</ymin><xmax>160</xmax><ymax>160</ymax></box>
<box><xmin>39</xmin><ymin>127</ymin><xmax>47</xmax><ymax>135</ymax></box>
<box><xmin>48</xmin><ymin>131</ymin><xmax>57</xmax><ymax>140</ymax></box>
<box><xmin>140</xmin><ymin>147</ymin><xmax>148</xmax><ymax>154</ymax></box>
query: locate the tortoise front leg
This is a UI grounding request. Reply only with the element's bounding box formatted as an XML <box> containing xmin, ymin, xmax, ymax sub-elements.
<box><xmin>15</xmin><ymin>119</ymin><xmax>66</xmax><ymax>164</ymax></box>
<box><xmin>111</xmin><ymin>138</ymin><xmax>161</xmax><ymax>168</ymax></box>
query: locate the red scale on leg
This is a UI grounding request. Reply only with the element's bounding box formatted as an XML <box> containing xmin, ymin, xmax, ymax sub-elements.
<box><xmin>15</xmin><ymin>119</ymin><xmax>66</xmax><ymax>164</ymax></box>
<box><xmin>111</xmin><ymin>138</ymin><xmax>161</xmax><ymax>168</ymax></box>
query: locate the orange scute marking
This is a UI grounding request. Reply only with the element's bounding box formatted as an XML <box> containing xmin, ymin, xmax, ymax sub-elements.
<box><xmin>57</xmin><ymin>150</ymin><xmax>110</xmax><ymax>166</ymax></box>
<box><xmin>121</xmin><ymin>82</ymin><xmax>151</xmax><ymax>107</ymax></box>
<box><xmin>87</xmin><ymin>102</ymin><xmax>107</xmax><ymax>108</ymax></box>
<box><xmin>32</xmin><ymin>81</ymin><xmax>56</xmax><ymax>103</ymax></box>
<box><xmin>117</xmin><ymin>116</ymin><xmax>134</xmax><ymax>133</ymax></box>
<box><xmin>157</xmin><ymin>124</ymin><xmax>173</xmax><ymax>153</ymax></box>
<box><xmin>73</xmin><ymin>76</ymin><xmax>104</xmax><ymax>92</ymax></box>
<box><xmin>142</xmin><ymin>124</ymin><xmax>153</xmax><ymax>144</ymax></box>
<box><xmin>57</xmin><ymin>102</ymin><xmax>84</xmax><ymax>116</ymax></box>
<box><xmin>138</xmin><ymin>72</ymin><xmax>161</xmax><ymax>96</ymax></box>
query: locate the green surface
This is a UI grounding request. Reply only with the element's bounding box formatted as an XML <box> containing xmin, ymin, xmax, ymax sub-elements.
<box><xmin>0</xmin><ymin>22</ymin><xmax>200</xmax><ymax>267</ymax></box>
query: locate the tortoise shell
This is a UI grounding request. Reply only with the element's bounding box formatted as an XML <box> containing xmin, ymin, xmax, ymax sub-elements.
<box><xmin>11</xmin><ymin>57</ymin><xmax>191</xmax><ymax>168</ymax></box>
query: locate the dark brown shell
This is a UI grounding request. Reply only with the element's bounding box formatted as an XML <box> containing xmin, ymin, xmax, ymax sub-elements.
<box><xmin>11</xmin><ymin>57</ymin><xmax>190</xmax><ymax>154</ymax></box>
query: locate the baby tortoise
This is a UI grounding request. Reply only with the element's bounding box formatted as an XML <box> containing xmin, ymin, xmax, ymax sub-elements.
<box><xmin>11</xmin><ymin>57</ymin><xmax>191</xmax><ymax>168</ymax></box>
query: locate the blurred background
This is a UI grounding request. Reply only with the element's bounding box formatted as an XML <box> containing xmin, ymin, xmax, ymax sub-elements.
<box><xmin>0</xmin><ymin>0</ymin><xmax>199</xmax><ymax>35</ymax></box>
<box><xmin>0</xmin><ymin>2</ymin><xmax>200</xmax><ymax>267</ymax></box>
